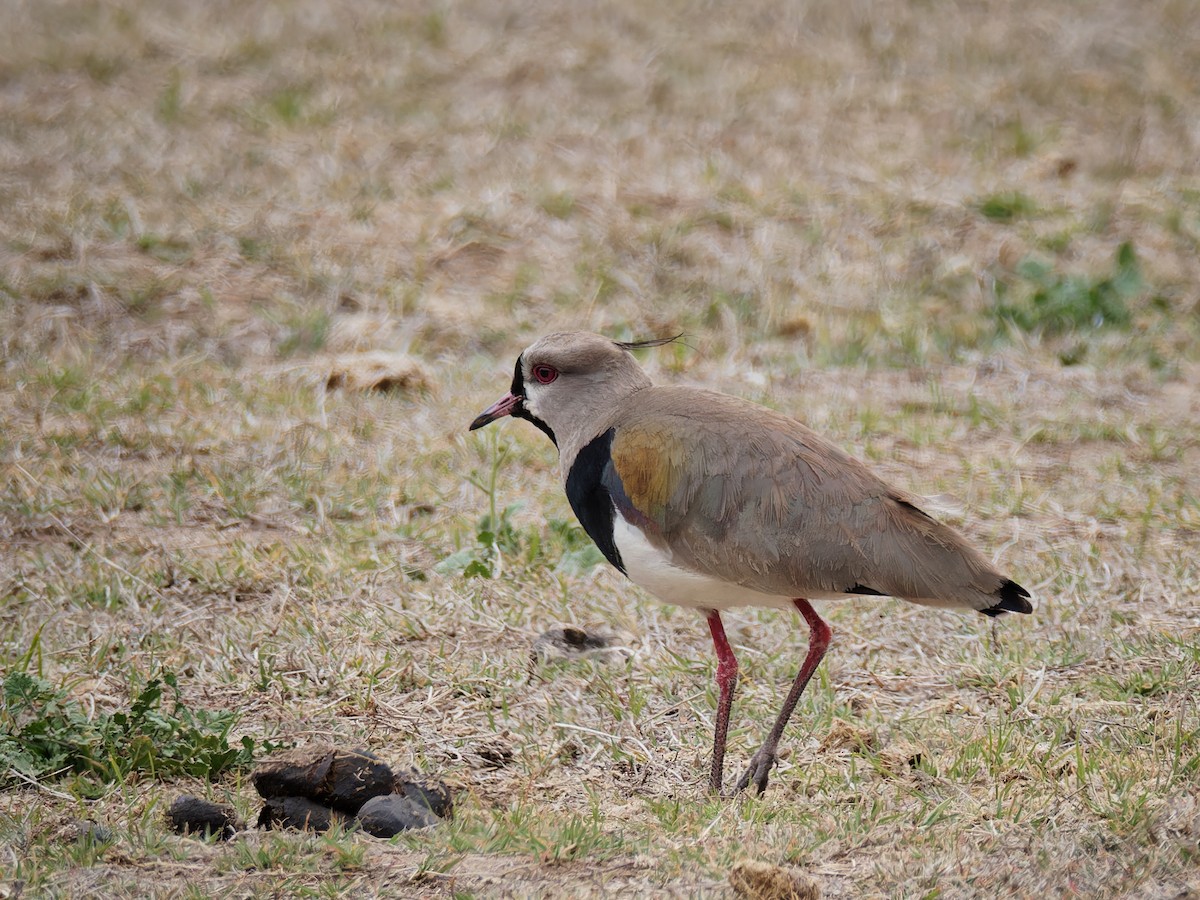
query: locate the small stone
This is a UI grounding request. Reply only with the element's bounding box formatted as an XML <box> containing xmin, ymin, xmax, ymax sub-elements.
<box><xmin>393</xmin><ymin>769</ymin><xmax>454</xmax><ymax>820</ymax></box>
<box><xmin>357</xmin><ymin>794</ymin><xmax>440</xmax><ymax>837</ymax></box>
<box><xmin>66</xmin><ymin>820</ymin><xmax>115</xmax><ymax>844</ymax></box>
<box><xmin>257</xmin><ymin>796</ymin><xmax>350</xmax><ymax>833</ymax></box>
<box><xmin>729</xmin><ymin>860</ymin><xmax>821</xmax><ymax>900</ymax></box>
<box><xmin>531</xmin><ymin>626</ymin><xmax>633</xmax><ymax>666</ymax></box>
<box><xmin>167</xmin><ymin>795</ymin><xmax>240</xmax><ymax>840</ymax></box>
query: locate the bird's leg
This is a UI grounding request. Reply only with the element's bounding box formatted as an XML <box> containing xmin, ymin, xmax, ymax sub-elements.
<box><xmin>734</xmin><ymin>598</ymin><xmax>831</xmax><ymax>795</ymax></box>
<box><xmin>705</xmin><ymin>610</ymin><xmax>739</xmax><ymax>794</ymax></box>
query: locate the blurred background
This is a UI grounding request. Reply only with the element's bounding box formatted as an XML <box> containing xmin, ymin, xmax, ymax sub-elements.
<box><xmin>2</xmin><ymin>0</ymin><xmax>1197</xmax><ymax>368</ymax></box>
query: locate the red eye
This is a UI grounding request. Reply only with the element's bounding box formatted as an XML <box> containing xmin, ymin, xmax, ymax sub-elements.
<box><xmin>532</xmin><ymin>364</ymin><xmax>558</xmax><ymax>384</ymax></box>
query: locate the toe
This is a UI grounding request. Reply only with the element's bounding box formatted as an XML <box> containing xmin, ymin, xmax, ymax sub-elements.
<box><xmin>732</xmin><ymin>749</ymin><xmax>777</xmax><ymax>796</ymax></box>
<box><xmin>753</xmin><ymin>763</ymin><xmax>772</xmax><ymax>794</ymax></box>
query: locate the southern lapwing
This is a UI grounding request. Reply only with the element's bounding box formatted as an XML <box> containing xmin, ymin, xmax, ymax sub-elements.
<box><xmin>469</xmin><ymin>332</ymin><xmax>1033</xmax><ymax>795</ymax></box>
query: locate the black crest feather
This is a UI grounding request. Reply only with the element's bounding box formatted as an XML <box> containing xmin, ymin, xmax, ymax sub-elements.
<box><xmin>614</xmin><ymin>334</ymin><xmax>685</xmax><ymax>351</ymax></box>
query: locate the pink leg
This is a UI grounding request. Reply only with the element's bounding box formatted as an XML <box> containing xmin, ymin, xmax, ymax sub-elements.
<box><xmin>733</xmin><ymin>598</ymin><xmax>832</xmax><ymax>795</ymax></box>
<box><xmin>705</xmin><ymin>610</ymin><xmax>739</xmax><ymax>794</ymax></box>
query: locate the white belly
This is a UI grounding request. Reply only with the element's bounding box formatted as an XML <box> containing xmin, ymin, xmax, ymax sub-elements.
<box><xmin>610</xmin><ymin>514</ymin><xmax>797</xmax><ymax>611</ymax></box>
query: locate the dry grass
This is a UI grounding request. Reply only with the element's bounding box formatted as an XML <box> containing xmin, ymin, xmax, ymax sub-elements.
<box><xmin>1</xmin><ymin>0</ymin><xmax>1198</xmax><ymax>896</ymax></box>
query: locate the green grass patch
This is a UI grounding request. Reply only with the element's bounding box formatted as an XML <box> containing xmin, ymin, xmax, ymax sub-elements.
<box><xmin>993</xmin><ymin>241</ymin><xmax>1145</xmax><ymax>335</ymax></box>
<box><xmin>974</xmin><ymin>190</ymin><xmax>1039</xmax><ymax>222</ymax></box>
<box><xmin>1</xmin><ymin>667</ymin><xmax>270</xmax><ymax>792</ymax></box>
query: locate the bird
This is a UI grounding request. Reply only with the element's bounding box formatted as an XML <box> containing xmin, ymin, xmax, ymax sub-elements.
<box><xmin>469</xmin><ymin>332</ymin><xmax>1033</xmax><ymax>796</ymax></box>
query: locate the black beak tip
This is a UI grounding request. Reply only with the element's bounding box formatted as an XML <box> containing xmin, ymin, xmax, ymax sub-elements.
<box><xmin>469</xmin><ymin>392</ymin><xmax>520</xmax><ymax>432</ymax></box>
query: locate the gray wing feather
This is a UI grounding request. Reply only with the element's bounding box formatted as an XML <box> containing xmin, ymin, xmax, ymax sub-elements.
<box><xmin>621</xmin><ymin>388</ymin><xmax>1009</xmax><ymax>610</ymax></box>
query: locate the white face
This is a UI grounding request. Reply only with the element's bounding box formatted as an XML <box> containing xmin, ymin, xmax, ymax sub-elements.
<box><xmin>521</xmin><ymin>376</ymin><xmax>550</xmax><ymax>421</ymax></box>
<box><xmin>519</xmin><ymin>356</ymin><xmax>573</xmax><ymax>432</ymax></box>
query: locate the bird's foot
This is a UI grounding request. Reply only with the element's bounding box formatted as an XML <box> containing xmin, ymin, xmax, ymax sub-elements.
<box><xmin>731</xmin><ymin>747</ymin><xmax>777</xmax><ymax>796</ymax></box>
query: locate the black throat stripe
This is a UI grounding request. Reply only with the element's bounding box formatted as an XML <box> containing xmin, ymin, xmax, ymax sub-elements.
<box><xmin>564</xmin><ymin>428</ymin><xmax>625</xmax><ymax>575</ymax></box>
<box><xmin>509</xmin><ymin>354</ymin><xmax>557</xmax><ymax>446</ymax></box>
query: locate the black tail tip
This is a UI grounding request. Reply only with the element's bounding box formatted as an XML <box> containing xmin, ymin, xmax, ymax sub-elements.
<box><xmin>980</xmin><ymin>579</ymin><xmax>1034</xmax><ymax>617</ymax></box>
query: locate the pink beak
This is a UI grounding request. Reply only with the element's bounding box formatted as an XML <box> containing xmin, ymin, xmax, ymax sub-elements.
<box><xmin>469</xmin><ymin>392</ymin><xmax>520</xmax><ymax>431</ymax></box>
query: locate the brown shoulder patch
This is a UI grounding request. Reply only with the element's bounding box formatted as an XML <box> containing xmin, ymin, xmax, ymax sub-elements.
<box><xmin>609</xmin><ymin>425</ymin><xmax>684</xmax><ymax>523</ymax></box>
